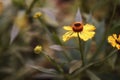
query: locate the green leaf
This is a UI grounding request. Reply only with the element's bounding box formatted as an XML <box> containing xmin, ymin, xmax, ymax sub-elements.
<box><xmin>69</xmin><ymin>60</ymin><xmax>82</xmax><ymax>74</ymax></box>
<box><xmin>49</xmin><ymin>44</ymin><xmax>63</xmax><ymax>51</ymax></box>
<box><xmin>52</xmin><ymin>33</ymin><xmax>63</xmax><ymax>45</ymax></box>
<box><xmin>29</xmin><ymin>65</ymin><xmax>57</xmax><ymax>74</ymax></box>
<box><xmin>41</xmin><ymin>8</ymin><xmax>58</xmax><ymax>26</ymax></box>
<box><xmin>84</xmin><ymin>40</ymin><xmax>92</xmax><ymax>55</ymax></box>
<box><xmin>95</xmin><ymin>20</ymin><xmax>105</xmax><ymax>44</ymax></box>
<box><xmin>86</xmin><ymin>70</ymin><xmax>101</xmax><ymax>80</ymax></box>
<box><xmin>108</xmin><ymin>53</ymin><xmax>117</xmax><ymax>69</ymax></box>
<box><xmin>31</xmin><ymin>73</ymin><xmax>62</xmax><ymax>79</ymax></box>
<box><xmin>86</xmin><ymin>12</ymin><xmax>93</xmax><ymax>23</ymax></box>
<box><xmin>10</xmin><ymin>25</ymin><xmax>20</xmax><ymax>44</ymax></box>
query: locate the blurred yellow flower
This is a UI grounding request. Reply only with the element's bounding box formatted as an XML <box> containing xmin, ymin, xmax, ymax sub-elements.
<box><xmin>15</xmin><ymin>11</ymin><xmax>28</xmax><ymax>29</ymax></box>
<box><xmin>34</xmin><ymin>45</ymin><xmax>42</xmax><ymax>54</ymax></box>
<box><xmin>62</xmin><ymin>22</ymin><xmax>96</xmax><ymax>42</ymax></box>
<box><xmin>0</xmin><ymin>2</ymin><xmax>3</xmax><ymax>15</ymax></box>
<box><xmin>33</xmin><ymin>12</ymin><xmax>42</xmax><ymax>18</ymax></box>
<box><xmin>108</xmin><ymin>34</ymin><xmax>120</xmax><ymax>50</ymax></box>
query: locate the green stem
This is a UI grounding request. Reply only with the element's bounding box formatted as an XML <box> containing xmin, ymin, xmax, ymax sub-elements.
<box><xmin>26</xmin><ymin>0</ymin><xmax>38</xmax><ymax>14</ymax></box>
<box><xmin>89</xmin><ymin>35</ymin><xmax>105</xmax><ymax>61</ymax></box>
<box><xmin>77</xmin><ymin>33</ymin><xmax>85</xmax><ymax>66</ymax></box>
<box><xmin>104</xmin><ymin>49</ymin><xmax>118</xmax><ymax>60</ymax></box>
<box><xmin>42</xmin><ymin>52</ymin><xmax>64</xmax><ymax>73</ymax></box>
<box><xmin>38</xmin><ymin>17</ymin><xmax>51</xmax><ymax>35</ymax></box>
<box><xmin>73</xmin><ymin>49</ymin><xmax>118</xmax><ymax>77</ymax></box>
<box><xmin>63</xmin><ymin>51</ymin><xmax>72</xmax><ymax>62</ymax></box>
<box><xmin>38</xmin><ymin>17</ymin><xmax>72</xmax><ymax>62</ymax></box>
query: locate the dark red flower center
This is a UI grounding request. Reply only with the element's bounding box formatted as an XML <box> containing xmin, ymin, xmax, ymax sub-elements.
<box><xmin>72</xmin><ymin>22</ymin><xmax>83</xmax><ymax>32</ymax></box>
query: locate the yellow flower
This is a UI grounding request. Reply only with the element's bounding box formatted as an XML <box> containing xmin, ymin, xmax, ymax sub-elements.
<box><xmin>34</xmin><ymin>45</ymin><xmax>42</xmax><ymax>54</ymax></box>
<box><xmin>15</xmin><ymin>11</ymin><xmax>28</xmax><ymax>29</ymax></box>
<box><xmin>62</xmin><ymin>22</ymin><xmax>96</xmax><ymax>42</ymax></box>
<box><xmin>108</xmin><ymin>34</ymin><xmax>120</xmax><ymax>50</ymax></box>
<box><xmin>33</xmin><ymin>12</ymin><xmax>42</xmax><ymax>18</ymax></box>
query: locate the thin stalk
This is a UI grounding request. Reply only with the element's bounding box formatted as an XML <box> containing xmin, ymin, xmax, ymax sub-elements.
<box><xmin>63</xmin><ymin>51</ymin><xmax>72</xmax><ymax>62</ymax></box>
<box><xmin>73</xmin><ymin>49</ymin><xmax>118</xmax><ymax>77</ymax></box>
<box><xmin>38</xmin><ymin>17</ymin><xmax>51</xmax><ymax>35</ymax></box>
<box><xmin>89</xmin><ymin>35</ymin><xmax>105</xmax><ymax>61</ymax></box>
<box><xmin>77</xmin><ymin>33</ymin><xmax>85</xmax><ymax>66</ymax></box>
<box><xmin>38</xmin><ymin>17</ymin><xmax>72</xmax><ymax>62</ymax></box>
<box><xmin>43</xmin><ymin>53</ymin><xmax>72</xmax><ymax>80</ymax></box>
<box><xmin>26</xmin><ymin>0</ymin><xmax>38</xmax><ymax>14</ymax></box>
<box><xmin>42</xmin><ymin>52</ymin><xmax>64</xmax><ymax>73</ymax></box>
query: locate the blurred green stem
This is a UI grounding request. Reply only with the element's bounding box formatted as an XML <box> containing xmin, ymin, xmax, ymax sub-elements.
<box><xmin>73</xmin><ymin>49</ymin><xmax>118</xmax><ymax>77</ymax></box>
<box><xmin>42</xmin><ymin>53</ymin><xmax>71</xmax><ymax>80</ymax></box>
<box><xmin>42</xmin><ymin>52</ymin><xmax>64</xmax><ymax>74</ymax></box>
<box><xmin>63</xmin><ymin>51</ymin><xmax>72</xmax><ymax>62</ymax></box>
<box><xmin>77</xmin><ymin>33</ymin><xmax>85</xmax><ymax>66</ymax></box>
<box><xmin>26</xmin><ymin>0</ymin><xmax>38</xmax><ymax>14</ymax></box>
<box><xmin>38</xmin><ymin>17</ymin><xmax>72</xmax><ymax>62</ymax></box>
<box><xmin>38</xmin><ymin>17</ymin><xmax>51</xmax><ymax>35</ymax></box>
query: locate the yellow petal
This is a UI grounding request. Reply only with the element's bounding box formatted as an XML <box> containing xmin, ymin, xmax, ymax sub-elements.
<box><xmin>118</xmin><ymin>35</ymin><xmax>120</xmax><ymax>42</ymax></box>
<box><xmin>111</xmin><ymin>42</ymin><xmax>116</xmax><ymax>47</ymax></box>
<box><xmin>79</xmin><ymin>31</ymin><xmax>95</xmax><ymax>41</ymax></box>
<box><xmin>116</xmin><ymin>44</ymin><xmax>120</xmax><ymax>50</ymax></box>
<box><xmin>113</xmin><ymin>34</ymin><xmax>117</xmax><ymax>40</ymax></box>
<box><xmin>83</xmin><ymin>24</ymin><xmax>96</xmax><ymax>31</ymax></box>
<box><xmin>108</xmin><ymin>36</ymin><xmax>115</xmax><ymax>43</ymax></box>
<box><xmin>62</xmin><ymin>31</ymin><xmax>77</xmax><ymax>42</ymax></box>
<box><xmin>63</xmin><ymin>26</ymin><xmax>72</xmax><ymax>30</ymax></box>
<box><xmin>108</xmin><ymin>36</ymin><xmax>116</xmax><ymax>47</ymax></box>
<box><xmin>108</xmin><ymin>34</ymin><xmax>120</xmax><ymax>50</ymax></box>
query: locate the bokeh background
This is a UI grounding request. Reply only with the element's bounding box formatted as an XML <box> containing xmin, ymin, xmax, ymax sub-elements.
<box><xmin>0</xmin><ymin>0</ymin><xmax>120</xmax><ymax>80</ymax></box>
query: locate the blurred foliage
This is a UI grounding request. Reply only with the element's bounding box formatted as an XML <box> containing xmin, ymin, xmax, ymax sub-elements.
<box><xmin>0</xmin><ymin>0</ymin><xmax>120</xmax><ymax>80</ymax></box>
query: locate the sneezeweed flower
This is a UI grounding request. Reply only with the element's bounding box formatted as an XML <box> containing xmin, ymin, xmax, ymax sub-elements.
<box><xmin>34</xmin><ymin>45</ymin><xmax>42</xmax><ymax>54</ymax></box>
<box><xmin>108</xmin><ymin>34</ymin><xmax>120</xmax><ymax>50</ymax></box>
<box><xmin>33</xmin><ymin>12</ymin><xmax>42</xmax><ymax>18</ymax></box>
<box><xmin>62</xmin><ymin>22</ymin><xmax>96</xmax><ymax>42</ymax></box>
